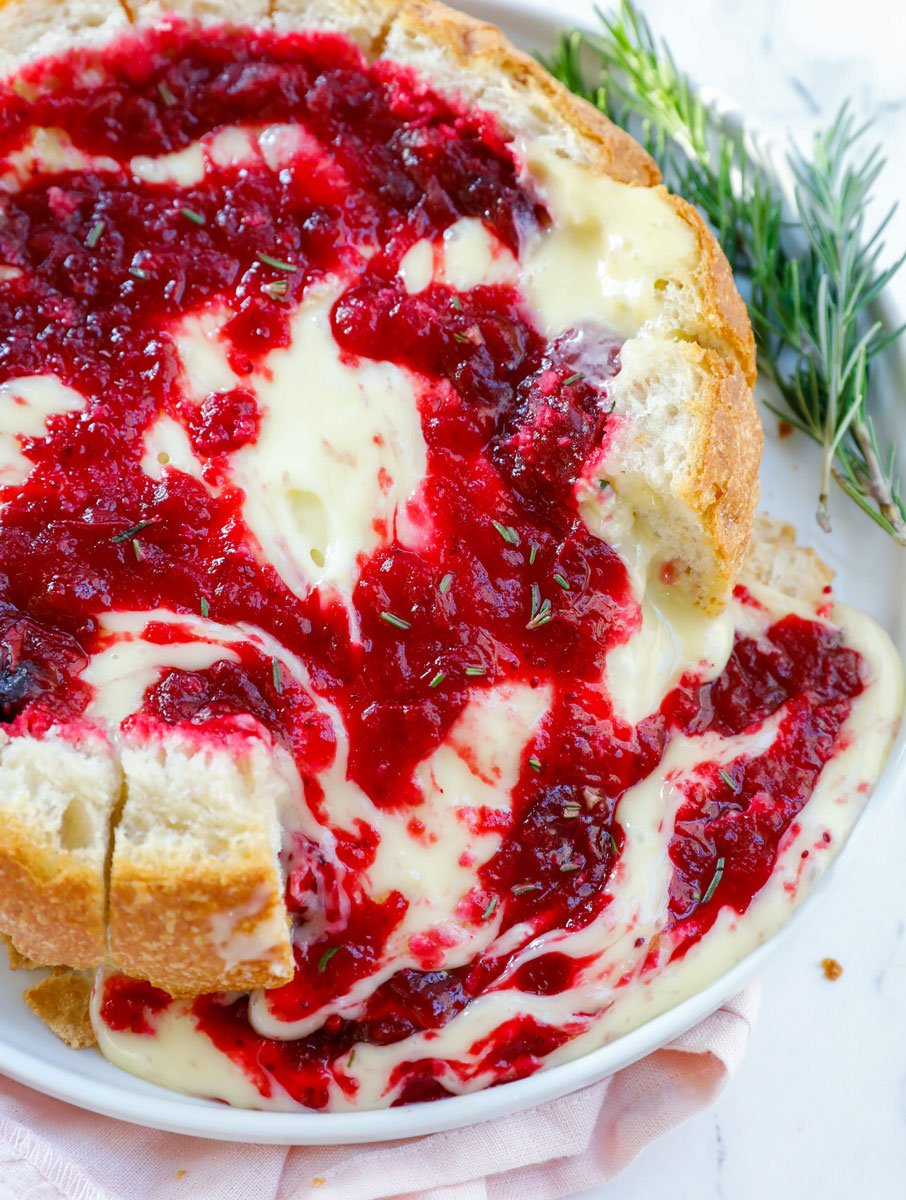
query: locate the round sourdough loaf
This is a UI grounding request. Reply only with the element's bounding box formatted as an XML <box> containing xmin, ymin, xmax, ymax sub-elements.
<box><xmin>0</xmin><ymin>0</ymin><xmax>760</xmax><ymax>1002</ymax></box>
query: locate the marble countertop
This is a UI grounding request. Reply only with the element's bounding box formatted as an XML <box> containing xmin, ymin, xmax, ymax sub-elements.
<box><xmin>550</xmin><ymin>1</ymin><xmax>906</xmax><ymax>1196</ymax></box>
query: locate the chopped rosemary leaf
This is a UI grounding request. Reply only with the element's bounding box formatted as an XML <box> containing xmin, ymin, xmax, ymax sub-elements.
<box><xmin>428</xmin><ymin>670</ymin><xmax>446</xmax><ymax>689</ymax></box>
<box><xmin>111</xmin><ymin>519</ymin><xmax>155</xmax><ymax>544</ymax></box>
<box><xmin>562</xmin><ymin>803</ymin><xmax>581</xmax><ymax>819</ymax></box>
<box><xmin>511</xmin><ymin>882</ymin><xmax>541</xmax><ymax>895</ymax></box>
<box><xmin>272</xmin><ymin>657</ymin><xmax>283</xmax><ymax>694</ymax></box>
<box><xmin>530</xmin><ymin>582</ymin><xmax>542</xmax><ymax>618</ymax></box>
<box><xmin>85</xmin><ymin>220</ymin><xmax>105</xmax><ymax>249</ymax></box>
<box><xmin>528</xmin><ymin>755</ymin><xmax>541</xmax><ymax>772</ymax></box>
<box><xmin>200</xmin><ymin>596</ymin><xmax>210</xmax><ymax>619</ymax></box>
<box><xmin>560</xmin><ymin>862</ymin><xmax>580</xmax><ymax>873</ymax></box>
<box><xmin>482</xmin><ymin>896</ymin><xmax>499</xmax><ymax>921</ymax></box>
<box><xmin>492</xmin><ymin>520</ymin><xmax>519</xmax><ymax>545</ymax></box>
<box><xmin>609</xmin><ymin>832</ymin><xmax>618</xmax><ymax>855</ymax></box>
<box><xmin>718</xmin><ymin>768</ymin><xmax>738</xmax><ymax>791</ymax></box>
<box><xmin>438</xmin><ymin>572</ymin><xmax>454</xmax><ymax>594</ymax></box>
<box><xmin>529</xmin><ymin>544</ymin><xmax>538</xmax><ymax>565</ymax></box>
<box><xmin>129</xmin><ymin>266</ymin><xmax>149</xmax><ymax>281</ymax></box>
<box><xmin>598</xmin><ymin>479</ymin><xmax>612</xmax><ymax>491</ymax></box>
<box><xmin>348</xmin><ymin>1048</ymin><xmax>356</xmax><ymax>1067</ymax></box>
<box><xmin>701</xmin><ymin>856</ymin><xmax>726</xmax><ymax>904</ymax></box>
<box><xmin>526</xmin><ymin>599</ymin><xmax>553</xmax><ymax>630</ymax></box>
<box><xmin>180</xmin><ymin>207</ymin><xmax>206</xmax><ymax>226</ymax></box>
<box><xmin>263</xmin><ymin>279</ymin><xmax>290</xmax><ymax>302</ymax></box>
<box><xmin>380</xmin><ymin>610</ymin><xmax>411</xmax><ymax>630</ymax></box>
<box><xmin>453</xmin><ymin>331</ymin><xmax>470</xmax><ymax>343</ymax></box>
<box><xmin>553</xmin><ymin>573</ymin><xmax>570</xmax><ymax>590</ymax></box>
<box><xmin>132</xmin><ymin>538</ymin><xmax>142</xmax><ymax>562</ymax></box>
<box><xmin>157</xmin><ymin>79</ymin><xmax>177</xmax><ymax>107</ymax></box>
<box><xmin>564</xmin><ymin>371</ymin><xmax>583</xmax><ymax>385</ymax></box>
<box><xmin>464</xmin><ymin>664</ymin><xmax>486</xmax><ymax>677</ymax></box>
<box><xmin>318</xmin><ymin>946</ymin><xmax>340</xmax><ymax>973</ymax></box>
<box><xmin>257</xmin><ymin>252</ymin><xmax>298</xmax><ymax>273</ymax></box>
<box><xmin>451</xmin><ymin>295</ymin><xmax>462</xmax><ymax>309</ymax></box>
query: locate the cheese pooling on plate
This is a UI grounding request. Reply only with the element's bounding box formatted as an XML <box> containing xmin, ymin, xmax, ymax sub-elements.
<box><xmin>0</xmin><ymin>21</ymin><xmax>902</xmax><ymax>1111</ymax></box>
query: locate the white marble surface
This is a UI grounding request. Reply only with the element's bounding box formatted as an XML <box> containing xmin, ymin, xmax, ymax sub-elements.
<box><xmin>524</xmin><ymin>2</ymin><xmax>906</xmax><ymax>1196</ymax></box>
<box><xmin>468</xmin><ymin>2</ymin><xmax>906</xmax><ymax>1200</ymax></box>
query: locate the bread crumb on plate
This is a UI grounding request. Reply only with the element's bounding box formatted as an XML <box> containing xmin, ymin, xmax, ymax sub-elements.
<box><xmin>23</xmin><ymin>970</ymin><xmax>96</xmax><ymax>1049</ymax></box>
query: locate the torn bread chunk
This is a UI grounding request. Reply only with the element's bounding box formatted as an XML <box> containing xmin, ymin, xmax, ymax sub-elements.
<box><xmin>743</xmin><ymin>514</ymin><xmax>835</xmax><ymax>609</ymax></box>
<box><xmin>108</xmin><ymin>725</ymin><xmax>295</xmax><ymax>997</ymax></box>
<box><xmin>584</xmin><ymin>337</ymin><xmax>760</xmax><ymax>611</ymax></box>
<box><xmin>0</xmin><ymin>730</ymin><xmax>121</xmax><ymax>968</ymax></box>
<box><xmin>23</xmin><ymin>969</ymin><xmax>96</xmax><ymax>1049</ymax></box>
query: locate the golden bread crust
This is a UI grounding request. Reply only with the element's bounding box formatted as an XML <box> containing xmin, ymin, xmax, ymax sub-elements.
<box><xmin>683</xmin><ymin>344</ymin><xmax>764</xmax><ymax>605</ymax></box>
<box><xmin>109</xmin><ymin>862</ymin><xmax>293</xmax><ymax>997</ymax></box>
<box><xmin>388</xmin><ymin>0</ymin><xmax>660</xmax><ymax>186</ymax></box>
<box><xmin>0</xmin><ymin>817</ymin><xmax>107</xmax><ymax>969</ymax></box>
<box><xmin>2</xmin><ymin>931</ymin><xmax>44</xmax><ymax>971</ymax></box>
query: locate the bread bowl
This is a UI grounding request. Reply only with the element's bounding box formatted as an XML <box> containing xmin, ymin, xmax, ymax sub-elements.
<box><xmin>0</xmin><ymin>0</ymin><xmax>901</xmax><ymax>1112</ymax></box>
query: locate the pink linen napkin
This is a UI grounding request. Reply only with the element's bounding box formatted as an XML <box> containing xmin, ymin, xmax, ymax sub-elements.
<box><xmin>0</xmin><ymin>987</ymin><xmax>758</xmax><ymax>1200</ymax></box>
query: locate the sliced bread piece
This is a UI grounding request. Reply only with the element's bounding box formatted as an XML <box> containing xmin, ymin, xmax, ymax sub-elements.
<box><xmin>107</xmin><ymin>725</ymin><xmax>295</xmax><ymax>996</ymax></box>
<box><xmin>0</xmin><ymin>730</ymin><xmax>121</xmax><ymax>968</ymax></box>
<box><xmin>743</xmin><ymin>514</ymin><xmax>835</xmax><ymax>608</ymax></box>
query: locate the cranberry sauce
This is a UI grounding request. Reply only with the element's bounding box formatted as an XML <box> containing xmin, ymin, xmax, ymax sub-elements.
<box><xmin>662</xmin><ymin>613</ymin><xmax>864</xmax><ymax>953</ymax></box>
<box><xmin>1</xmin><ymin>25</ymin><xmax>865</xmax><ymax>1107</ymax></box>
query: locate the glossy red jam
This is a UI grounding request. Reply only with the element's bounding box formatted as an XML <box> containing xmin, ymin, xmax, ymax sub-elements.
<box><xmin>1</xmin><ymin>24</ymin><xmax>865</xmax><ymax>1108</ymax></box>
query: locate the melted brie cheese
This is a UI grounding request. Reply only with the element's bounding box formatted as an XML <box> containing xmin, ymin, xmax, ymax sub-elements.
<box><xmin>520</xmin><ymin>146</ymin><xmax>698</xmax><ymax>339</ymax></box>
<box><xmin>0</xmin><ymin>375</ymin><xmax>85</xmax><ymax>486</ymax></box>
<box><xmin>228</xmin><ymin>286</ymin><xmax>427</xmax><ymax>602</ymax></box>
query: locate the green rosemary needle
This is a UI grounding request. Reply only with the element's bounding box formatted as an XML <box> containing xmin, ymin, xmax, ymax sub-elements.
<box><xmin>380</xmin><ymin>611</ymin><xmax>411</xmax><ymax>630</ymax></box>
<box><xmin>701</xmin><ymin>856</ymin><xmax>726</xmax><ymax>904</ymax></box>
<box><xmin>257</xmin><ymin>252</ymin><xmax>298</xmax><ymax>273</ymax></box>
<box><xmin>318</xmin><ymin>946</ymin><xmax>340</xmax><ymax>973</ymax></box>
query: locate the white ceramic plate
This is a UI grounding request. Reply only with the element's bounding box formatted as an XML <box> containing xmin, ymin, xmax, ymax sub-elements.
<box><xmin>1</xmin><ymin>0</ymin><xmax>904</xmax><ymax>1145</ymax></box>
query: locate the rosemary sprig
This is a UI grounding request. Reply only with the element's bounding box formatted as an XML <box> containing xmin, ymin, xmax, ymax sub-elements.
<box><xmin>542</xmin><ymin>1</ymin><xmax>906</xmax><ymax>543</ymax></box>
<box><xmin>380</xmin><ymin>610</ymin><xmax>411</xmax><ymax>630</ymax></box>
<box><xmin>701</xmin><ymin>856</ymin><xmax>726</xmax><ymax>905</ymax></box>
<box><xmin>317</xmin><ymin>946</ymin><xmax>340</xmax><ymax>973</ymax></box>
<box><xmin>111</xmin><ymin>518</ymin><xmax>155</xmax><ymax>544</ymax></box>
<box><xmin>180</xmin><ymin>206</ymin><xmax>206</xmax><ymax>226</ymax></box>
<box><xmin>257</xmin><ymin>252</ymin><xmax>298</xmax><ymax>273</ymax></box>
<box><xmin>85</xmin><ymin>220</ymin><xmax>105</xmax><ymax>249</ymax></box>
